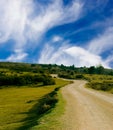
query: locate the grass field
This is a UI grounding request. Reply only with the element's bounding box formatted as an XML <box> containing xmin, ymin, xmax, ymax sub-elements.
<box><xmin>0</xmin><ymin>78</ymin><xmax>70</xmax><ymax>130</ymax></box>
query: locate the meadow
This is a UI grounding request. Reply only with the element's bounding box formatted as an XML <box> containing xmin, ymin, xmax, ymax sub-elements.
<box><xmin>0</xmin><ymin>78</ymin><xmax>70</xmax><ymax>130</ymax></box>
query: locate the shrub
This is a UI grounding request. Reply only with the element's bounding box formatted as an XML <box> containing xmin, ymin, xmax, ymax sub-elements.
<box><xmin>0</xmin><ymin>74</ymin><xmax>55</xmax><ymax>87</ymax></box>
<box><xmin>36</xmin><ymin>88</ymin><xmax>59</xmax><ymax>115</ymax></box>
<box><xmin>75</xmin><ymin>74</ymin><xmax>85</xmax><ymax>79</ymax></box>
<box><xmin>86</xmin><ymin>81</ymin><xmax>113</xmax><ymax>92</ymax></box>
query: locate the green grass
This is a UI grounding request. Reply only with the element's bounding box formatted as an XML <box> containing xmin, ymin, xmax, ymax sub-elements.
<box><xmin>30</xmin><ymin>89</ymin><xmax>66</xmax><ymax>130</ymax></box>
<box><xmin>0</xmin><ymin>78</ymin><xmax>70</xmax><ymax>130</ymax></box>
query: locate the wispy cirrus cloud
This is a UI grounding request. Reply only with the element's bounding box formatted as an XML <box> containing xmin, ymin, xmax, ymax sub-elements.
<box><xmin>38</xmin><ymin>42</ymin><xmax>70</xmax><ymax>65</ymax></box>
<box><xmin>39</xmin><ymin>37</ymin><xmax>109</xmax><ymax>68</ymax></box>
<box><xmin>1</xmin><ymin>0</ymin><xmax>112</xmax><ymax>68</ymax></box>
<box><xmin>0</xmin><ymin>0</ymin><xmax>32</xmax><ymax>44</ymax></box>
<box><xmin>0</xmin><ymin>0</ymin><xmax>83</xmax><ymax>62</ymax></box>
<box><xmin>0</xmin><ymin>0</ymin><xmax>33</xmax><ymax>61</ymax></box>
<box><xmin>88</xmin><ymin>27</ymin><xmax>113</xmax><ymax>55</ymax></box>
<box><xmin>38</xmin><ymin>0</ymin><xmax>113</xmax><ymax>68</ymax></box>
<box><xmin>105</xmin><ymin>54</ymin><xmax>113</xmax><ymax>66</ymax></box>
<box><xmin>6</xmin><ymin>49</ymin><xmax>28</xmax><ymax>62</ymax></box>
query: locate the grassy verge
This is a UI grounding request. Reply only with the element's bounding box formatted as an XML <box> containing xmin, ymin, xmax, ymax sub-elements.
<box><xmin>30</xmin><ymin>89</ymin><xmax>66</xmax><ymax>130</ymax></box>
<box><xmin>0</xmin><ymin>78</ymin><xmax>70</xmax><ymax>130</ymax></box>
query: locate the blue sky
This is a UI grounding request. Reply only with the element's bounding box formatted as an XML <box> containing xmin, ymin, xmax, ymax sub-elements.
<box><xmin>0</xmin><ymin>0</ymin><xmax>113</xmax><ymax>68</ymax></box>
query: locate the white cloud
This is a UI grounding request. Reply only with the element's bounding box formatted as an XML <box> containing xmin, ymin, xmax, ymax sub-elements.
<box><xmin>88</xmin><ymin>27</ymin><xmax>113</xmax><ymax>55</ymax></box>
<box><xmin>1</xmin><ymin>0</ymin><xmax>113</xmax><ymax>68</ymax></box>
<box><xmin>0</xmin><ymin>0</ymin><xmax>83</xmax><ymax>61</ymax></box>
<box><xmin>52</xmin><ymin>36</ymin><xmax>62</xmax><ymax>42</ymax></box>
<box><xmin>39</xmin><ymin>43</ymin><xmax>109</xmax><ymax>68</ymax></box>
<box><xmin>65</xmin><ymin>47</ymin><xmax>102</xmax><ymax>66</ymax></box>
<box><xmin>104</xmin><ymin>54</ymin><xmax>113</xmax><ymax>66</ymax></box>
<box><xmin>0</xmin><ymin>0</ymin><xmax>32</xmax><ymax>45</ymax></box>
<box><xmin>6</xmin><ymin>49</ymin><xmax>28</xmax><ymax>62</ymax></box>
<box><xmin>38</xmin><ymin>43</ymin><xmax>69</xmax><ymax>64</ymax></box>
<box><xmin>27</xmin><ymin>0</ymin><xmax>83</xmax><ymax>41</ymax></box>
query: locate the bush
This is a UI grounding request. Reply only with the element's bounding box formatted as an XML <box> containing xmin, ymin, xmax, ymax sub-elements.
<box><xmin>75</xmin><ymin>74</ymin><xmax>85</xmax><ymax>79</ymax></box>
<box><xmin>86</xmin><ymin>81</ymin><xmax>113</xmax><ymax>91</ymax></box>
<box><xmin>0</xmin><ymin>74</ymin><xmax>55</xmax><ymax>87</ymax></box>
<box><xmin>36</xmin><ymin>88</ymin><xmax>59</xmax><ymax>115</ymax></box>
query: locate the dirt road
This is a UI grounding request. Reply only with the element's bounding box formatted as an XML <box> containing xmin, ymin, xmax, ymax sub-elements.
<box><xmin>61</xmin><ymin>80</ymin><xmax>113</xmax><ymax>130</ymax></box>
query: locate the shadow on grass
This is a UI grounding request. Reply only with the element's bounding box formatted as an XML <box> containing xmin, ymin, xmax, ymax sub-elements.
<box><xmin>17</xmin><ymin>88</ymin><xmax>59</xmax><ymax>130</ymax></box>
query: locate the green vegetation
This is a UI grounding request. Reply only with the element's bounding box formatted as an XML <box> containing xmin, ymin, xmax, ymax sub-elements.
<box><xmin>0</xmin><ymin>62</ymin><xmax>70</xmax><ymax>129</ymax></box>
<box><xmin>0</xmin><ymin>63</ymin><xmax>55</xmax><ymax>87</ymax></box>
<box><xmin>0</xmin><ymin>61</ymin><xmax>113</xmax><ymax>93</ymax></box>
<box><xmin>39</xmin><ymin>63</ymin><xmax>113</xmax><ymax>94</ymax></box>
<box><xmin>0</xmin><ymin>73</ymin><xmax>55</xmax><ymax>87</ymax></box>
<box><xmin>85</xmin><ymin>74</ymin><xmax>113</xmax><ymax>93</ymax></box>
<box><xmin>0</xmin><ymin>62</ymin><xmax>113</xmax><ymax>76</ymax></box>
<box><xmin>40</xmin><ymin>64</ymin><xmax>113</xmax><ymax>76</ymax></box>
<box><xmin>58</xmin><ymin>70</ymin><xmax>113</xmax><ymax>94</ymax></box>
<box><xmin>0</xmin><ymin>61</ymin><xmax>113</xmax><ymax>130</ymax></box>
<box><xmin>0</xmin><ymin>78</ymin><xmax>70</xmax><ymax>130</ymax></box>
<box><xmin>18</xmin><ymin>88</ymin><xmax>59</xmax><ymax>130</ymax></box>
<box><xmin>31</xmin><ymin>90</ymin><xmax>66</xmax><ymax>130</ymax></box>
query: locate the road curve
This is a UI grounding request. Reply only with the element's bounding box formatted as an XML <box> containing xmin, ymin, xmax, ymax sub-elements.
<box><xmin>61</xmin><ymin>80</ymin><xmax>113</xmax><ymax>130</ymax></box>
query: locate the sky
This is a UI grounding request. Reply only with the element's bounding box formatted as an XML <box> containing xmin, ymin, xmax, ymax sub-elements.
<box><xmin>0</xmin><ymin>0</ymin><xmax>113</xmax><ymax>68</ymax></box>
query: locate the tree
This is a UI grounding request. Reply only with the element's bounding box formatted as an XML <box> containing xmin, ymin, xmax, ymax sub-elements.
<box><xmin>88</xmin><ymin>66</ymin><xmax>96</xmax><ymax>74</ymax></box>
<box><xmin>96</xmin><ymin>65</ymin><xmax>104</xmax><ymax>74</ymax></box>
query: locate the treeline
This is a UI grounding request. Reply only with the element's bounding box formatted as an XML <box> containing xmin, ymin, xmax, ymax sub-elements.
<box><xmin>0</xmin><ymin>74</ymin><xmax>55</xmax><ymax>87</ymax></box>
<box><xmin>1</xmin><ymin>62</ymin><xmax>113</xmax><ymax>89</ymax></box>
<box><xmin>0</xmin><ymin>62</ymin><xmax>113</xmax><ymax>75</ymax></box>
<box><xmin>0</xmin><ymin>62</ymin><xmax>113</xmax><ymax>80</ymax></box>
<box><xmin>38</xmin><ymin>64</ymin><xmax>113</xmax><ymax>75</ymax></box>
<box><xmin>58</xmin><ymin>66</ymin><xmax>113</xmax><ymax>79</ymax></box>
